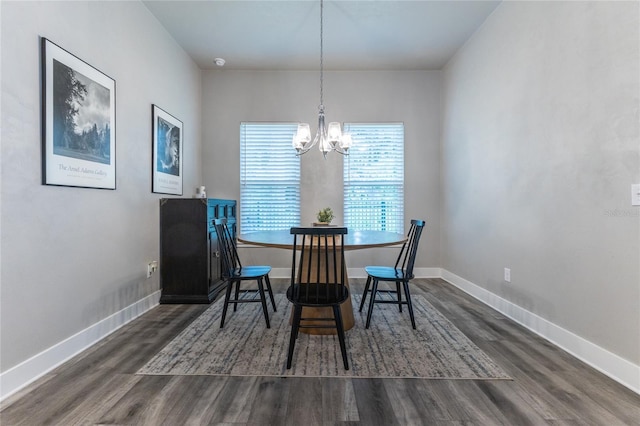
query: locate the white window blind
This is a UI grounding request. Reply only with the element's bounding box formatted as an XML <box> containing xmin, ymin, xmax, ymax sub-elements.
<box><xmin>240</xmin><ymin>123</ymin><xmax>300</xmax><ymax>233</ymax></box>
<box><xmin>343</xmin><ymin>123</ymin><xmax>404</xmax><ymax>233</ymax></box>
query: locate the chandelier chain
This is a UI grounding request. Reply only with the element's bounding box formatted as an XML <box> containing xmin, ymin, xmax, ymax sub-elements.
<box><xmin>319</xmin><ymin>0</ymin><xmax>324</xmax><ymax>109</ymax></box>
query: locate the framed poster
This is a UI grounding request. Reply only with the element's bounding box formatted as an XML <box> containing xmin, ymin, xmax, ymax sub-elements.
<box><xmin>152</xmin><ymin>105</ymin><xmax>183</xmax><ymax>195</ymax></box>
<box><xmin>41</xmin><ymin>38</ymin><xmax>116</xmax><ymax>189</ymax></box>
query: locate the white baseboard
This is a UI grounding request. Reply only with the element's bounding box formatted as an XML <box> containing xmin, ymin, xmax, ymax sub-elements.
<box><xmin>0</xmin><ymin>290</ymin><xmax>161</xmax><ymax>402</ymax></box>
<box><xmin>347</xmin><ymin>267</ymin><xmax>442</xmax><ymax>279</ymax></box>
<box><xmin>441</xmin><ymin>269</ymin><xmax>640</xmax><ymax>395</ymax></box>
<box><xmin>268</xmin><ymin>267</ymin><xmax>442</xmax><ymax>279</ymax></box>
<box><xmin>267</xmin><ymin>267</ymin><xmax>291</xmax><ymax>279</ymax></box>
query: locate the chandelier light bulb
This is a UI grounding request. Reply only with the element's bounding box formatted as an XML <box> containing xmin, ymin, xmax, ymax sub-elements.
<box><xmin>292</xmin><ymin>123</ymin><xmax>312</xmax><ymax>152</ymax></box>
<box><xmin>340</xmin><ymin>133</ymin><xmax>352</xmax><ymax>151</ymax></box>
<box><xmin>327</xmin><ymin>122</ymin><xmax>342</xmax><ymax>144</ymax></box>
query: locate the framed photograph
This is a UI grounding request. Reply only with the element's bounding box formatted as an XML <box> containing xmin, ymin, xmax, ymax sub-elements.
<box><xmin>41</xmin><ymin>38</ymin><xmax>116</xmax><ymax>189</ymax></box>
<box><xmin>152</xmin><ymin>105</ymin><xmax>183</xmax><ymax>195</ymax></box>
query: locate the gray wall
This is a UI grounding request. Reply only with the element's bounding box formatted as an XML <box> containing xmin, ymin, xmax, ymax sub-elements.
<box><xmin>0</xmin><ymin>1</ymin><xmax>202</xmax><ymax>371</ymax></box>
<box><xmin>441</xmin><ymin>1</ymin><xmax>639</xmax><ymax>363</ymax></box>
<box><xmin>201</xmin><ymin>70</ymin><xmax>441</xmax><ymax>270</ymax></box>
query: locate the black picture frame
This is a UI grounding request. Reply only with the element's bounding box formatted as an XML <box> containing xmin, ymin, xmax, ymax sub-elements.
<box><xmin>41</xmin><ymin>37</ymin><xmax>116</xmax><ymax>189</ymax></box>
<box><xmin>152</xmin><ymin>104</ymin><xmax>183</xmax><ymax>195</ymax></box>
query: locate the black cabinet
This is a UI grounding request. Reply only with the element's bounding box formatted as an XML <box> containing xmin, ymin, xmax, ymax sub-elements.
<box><xmin>159</xmin><ymin>198</ymin><xmax>236</xmax><ymax>303</ymax></box>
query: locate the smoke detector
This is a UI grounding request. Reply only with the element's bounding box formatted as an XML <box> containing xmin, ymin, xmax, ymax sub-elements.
<box><xmin>214</xmin><ymin>57</ymin><xmax>226</xmax><ymax>67</ymax></box>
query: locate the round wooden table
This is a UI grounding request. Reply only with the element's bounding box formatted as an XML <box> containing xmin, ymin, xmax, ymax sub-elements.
<box><xmin>238</xmin><ymin>229</ymin><xmax>406</xmax><ymax>334</ymax></box>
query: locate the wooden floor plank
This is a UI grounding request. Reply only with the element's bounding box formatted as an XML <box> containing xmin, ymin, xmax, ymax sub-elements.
<box><xmin>55</xmin><ymin>373</ymin><xmax>143</xmax><ymax>425</ymax></box>
<box><xmin>410</xmin><ymin>379</ymin><xmax>460</xmax><ymax>422</ymax></box>
<box><xmin>178</xmin><ymin>376</ymin><xmax>231</xmax><ymax>425</ymax></box>
<box><xmin>427</xmin><ymin>380</ymin><xmax>507</xmax><ymax>425</ymax></box>
<box><xmin>383</xmin><ymin>379</ymin><xmax>441</xmax><ymax>424</ymax></box>
<box><xmin>322</xmin><ymin>378</ymin><xmax>359</xmax><ymax>423</ymax></box>
<box><xmin>473</xmin><ymin>380</ymin><xmax>552</xmax><ymax>425</ymax></box>
<box><xmin>351</xmin><ymin>378</ymin><xmax>399</xmax><ymax>425</ymax></box>
<box><xmin>205</xmin><ymin>375</ymin><xmax>260</xmax><ymax>424</ymax></box>
<box><xmin>285</xmin><ymin>377</ymin><xmax>324</xmax><ymax>426</ymax></box>
<box><xmin>95</xmin><ymin>375</ymin><xmax>173</xmax><ymax>424</ymax></box>
<box><xmin>246</xmin><ymin>377</ymin><xmax>291</xmax><ymax>425</ymax></box>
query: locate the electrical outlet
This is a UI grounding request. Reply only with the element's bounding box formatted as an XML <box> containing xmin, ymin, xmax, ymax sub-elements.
<box><xmin>632</xmin><ymin>184</ymin><xmax>640</xmax><ymax>206</ymax></box>
<box><xmin>147</xmin><ymin>261</ymin><xmax>158</xmax><ymax>278</ymax></box>
<box><xmin>504</xmin><ymin>268</ymin><xmax>511</xmax><ymax>283</ymax></box>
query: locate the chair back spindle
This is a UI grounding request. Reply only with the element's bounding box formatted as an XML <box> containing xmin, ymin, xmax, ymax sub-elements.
<box><xmin>214</xmin><ymin>219</ymin><xmax>232</xmax><ymax>279</ymax></box>
<box><xmin>394</xmin><ymin>220</ymin><xmax>424</xmax><ymax>280</ymax></box>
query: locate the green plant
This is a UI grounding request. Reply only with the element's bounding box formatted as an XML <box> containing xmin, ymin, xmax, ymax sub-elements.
<box><xmin>316</xmin><ymin>207</ymin><xmax>334</xmax><ymax>223</ymax></box>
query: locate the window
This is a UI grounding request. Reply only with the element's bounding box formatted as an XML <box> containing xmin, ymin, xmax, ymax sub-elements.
<box><xmin>343</xmin><ymin>123</ymin><xmax>404</xmax><ymax>233</ymax></box>
<box><xmin>240</xmin><ymin>123</ymin><xmax>300</xmax><ymax>232</ymax></box>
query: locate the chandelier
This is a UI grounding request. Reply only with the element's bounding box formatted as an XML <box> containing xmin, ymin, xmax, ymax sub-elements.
<box><xmin>292</xmin><ymin>0</ymin><xmax>352</xmax><ymax>157</ymax></box>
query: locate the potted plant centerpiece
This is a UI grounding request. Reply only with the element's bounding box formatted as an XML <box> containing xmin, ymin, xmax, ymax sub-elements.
<box><xmin>315</xmin><ymin>207</ymin><xmax>334</xmax><ymax>226</ymax></box>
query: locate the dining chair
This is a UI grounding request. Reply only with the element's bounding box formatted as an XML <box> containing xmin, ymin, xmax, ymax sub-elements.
<box><xmin>213</xmin><ymin>218</ymin><xmax>277</xmax><ymax>328</ymax></box>
<box><xmin>286</xmin><ymin>227</ymin><xmax>350</xmax><ymax>370</ymax></box>
<box><xmin>358</xmin><ymin>219</ymin><xmax>425</xmax><ymax>329</ymax></box>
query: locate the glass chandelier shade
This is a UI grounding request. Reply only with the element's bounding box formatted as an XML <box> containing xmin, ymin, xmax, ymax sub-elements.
<box><xmin>292</xmin><ymin>0</ymin><xmax>351</xmax><ymax>158</ymax></box>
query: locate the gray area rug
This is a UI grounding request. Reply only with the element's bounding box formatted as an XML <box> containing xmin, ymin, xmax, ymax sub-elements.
<box><xmin>138</xmin><ymin>294</ymin><xmax>511</xmax><ymax>379</ymax></box>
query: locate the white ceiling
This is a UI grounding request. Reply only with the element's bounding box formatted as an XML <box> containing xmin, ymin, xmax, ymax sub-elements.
<box><xmin>143</xmin><ymin>0</ymin><xmax>501</xmax><ymax>71</ymax></box>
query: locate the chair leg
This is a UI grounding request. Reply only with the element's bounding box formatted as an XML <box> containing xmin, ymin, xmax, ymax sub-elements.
<box><xmin>265</xmin><ymin>274</ymin><xmax>277</xmax><ymax>312</ymax></box>
<box><xmin>233</xmin><ymin>280</ymin><xmax>241</xmax><ymax>312</ymax></box>
<box><xmin>293</xmin><ymin>318</ymin><xmax>300</xmax><ymax>341</ymax></box>
<box><xmin>359</xmin><ymin>276</ymin><xmax>372</xmax><ymax>312</ymax></box>
<box><xmin>257</xmin><ymin>278</ymin><xmax>271</xmax><ymax>328</ymax></box>
<box><xmin>396</xmin><ymin>281</ymin><xmax>403</xmax><ymax>312</ymax></box>
<box><xmin>287</xmin><ymin>305</ymin><xmax>303</xmax><ymax>369</ymax></box>
<box><xmin>365</xmin><ymin>278</ymin><xmax>380</xmax><ymax>329</ymax></box>
<box><xmin>220</xmin><ymin>281</ymin><xmax>233</xmax><ymax>328</ymax></box>
<box><xmin>333</xmin><ymin>305</ymin><xmax>349</xmax><ymax>370</ymax></box>
<box><xmin>403</xmin><ymin>280</ymin><xmax>416</xmax><ymax>329</ymax></box>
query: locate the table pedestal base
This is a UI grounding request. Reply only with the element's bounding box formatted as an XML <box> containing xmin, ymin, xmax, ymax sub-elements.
<box><xmin>296</xmin><ymin>284</ymin><xmax>355</xmax><ymax>335</ymax></box>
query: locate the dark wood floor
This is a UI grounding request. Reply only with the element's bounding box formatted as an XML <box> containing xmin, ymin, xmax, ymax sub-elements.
<box><xmin>2</xmin><ymin>278</ymin><xmax>639</xmax><ymax>425</ymax></box>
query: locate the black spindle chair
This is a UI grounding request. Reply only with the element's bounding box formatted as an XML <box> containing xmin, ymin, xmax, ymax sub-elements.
<box><xmin>214</xmin><ymin>218</ymin><xmax>277</xmax><ymax>328</ymax></box>
<box><xmin>359</xmin><ymin>219</ymin><xmax>425</xmax><ymax>329</ymax></box>
<box><xmin>286</xmin><ymin>227</ymin><xmax>350</xmax><ymax>370</ymax></box>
